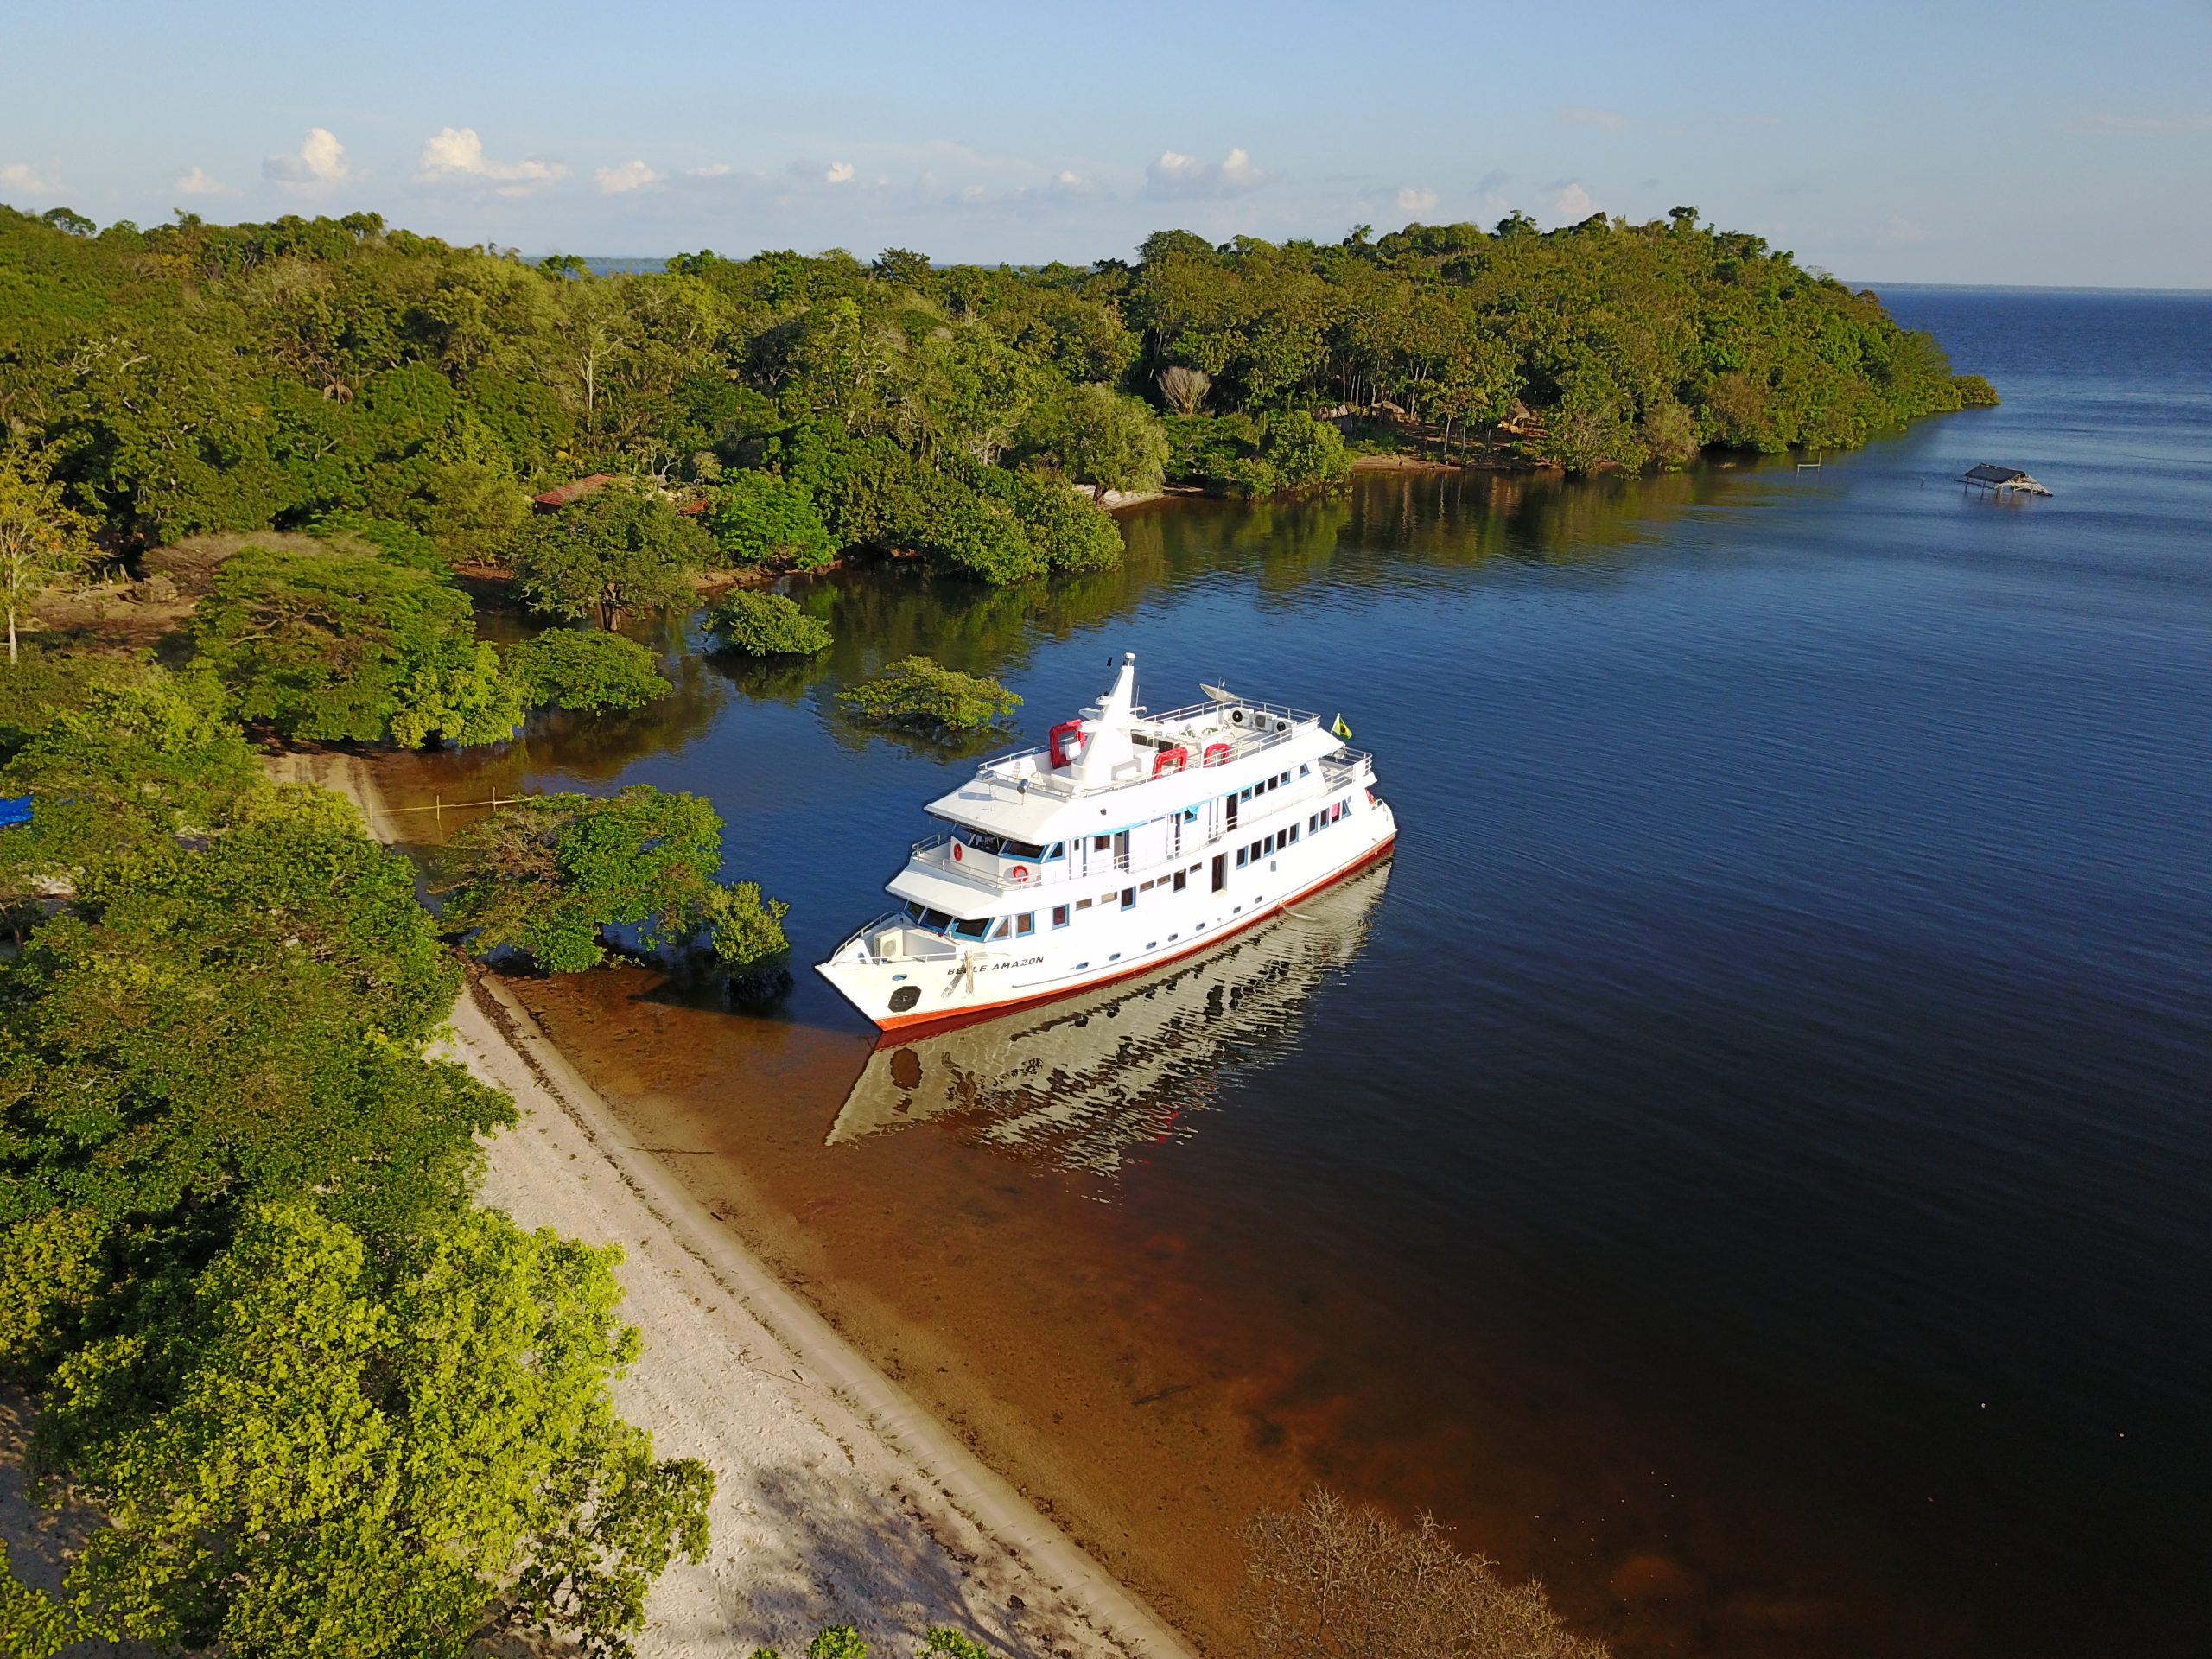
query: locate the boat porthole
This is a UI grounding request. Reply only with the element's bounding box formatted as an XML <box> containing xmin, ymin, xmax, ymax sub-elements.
<box><xmin>889</xmin><ymin>985</ymin><xmax>921</xmax><ymax>1013</ymax></box>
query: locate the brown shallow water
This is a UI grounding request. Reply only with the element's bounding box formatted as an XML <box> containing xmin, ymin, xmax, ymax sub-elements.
<box><xmin>485</xmin><ymin>953</ymin><xmax>1901</xmax><ymax>1659</ymax></box>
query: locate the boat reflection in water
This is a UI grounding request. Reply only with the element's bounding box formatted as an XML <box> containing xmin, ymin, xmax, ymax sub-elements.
<box><xmin>828</xmin><ymin>858</ymin><xmax>1391</xmax><ymax>1177</ymax></box>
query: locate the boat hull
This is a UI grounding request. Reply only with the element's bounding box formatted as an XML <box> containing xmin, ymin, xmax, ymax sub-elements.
<box><xmin>819</xmin><ymin>830</ymin><xmax>1395</xmax><ymax>1035</ymax></box>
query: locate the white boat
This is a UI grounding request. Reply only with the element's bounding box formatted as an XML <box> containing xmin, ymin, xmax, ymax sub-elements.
<box><xmin>817</xmin><ymin>652</ymin><xmax>1397</xmax><ymax>1030</ymax></box>
<box><xmin>827</xmin><ymin>858</ymin><xmax>1391</xmax><ymax>1174</ymax></box>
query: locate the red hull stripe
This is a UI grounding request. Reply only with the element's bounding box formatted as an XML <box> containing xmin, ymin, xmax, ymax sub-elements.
<box><xmin>868</xmin><ymin>836</ymin><xmax>1397</xmax><ymax>1039</ymax></box>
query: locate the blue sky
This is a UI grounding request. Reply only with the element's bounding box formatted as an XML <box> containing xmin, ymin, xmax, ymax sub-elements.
<box><xmin>4</xmin><ymin>0</ymin><xmax>2208</xmax><ymax>285</ymax></box>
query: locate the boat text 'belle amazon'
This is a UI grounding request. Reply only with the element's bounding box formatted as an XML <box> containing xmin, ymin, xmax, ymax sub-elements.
<box><xmin>817</xmin><ymin>652</ymin><xmax>1396</xmax><ymax>1030</ymax></box>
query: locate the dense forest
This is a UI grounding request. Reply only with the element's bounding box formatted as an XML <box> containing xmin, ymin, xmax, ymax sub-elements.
<box><xmin>1</xmin><ymin>200</ymin><xmax>1994</xmax><ymax>589</ymax></box>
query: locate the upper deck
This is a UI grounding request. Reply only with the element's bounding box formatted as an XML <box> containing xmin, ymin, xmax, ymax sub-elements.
<box><xmin>899</xmin><ymin>654</ymin><xmax>1377</xmax><ymax>900</ymax></box>
<box><xmin>925</xmin><ymin>678</ymin><xmax>1344</xmax><ymax>842</ymax></box>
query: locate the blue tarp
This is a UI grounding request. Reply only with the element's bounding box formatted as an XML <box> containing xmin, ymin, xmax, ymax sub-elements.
<box><xmin>0</xmin><ymin>797</ymin><xmax>32</xmax><ymax>830</ymax></box>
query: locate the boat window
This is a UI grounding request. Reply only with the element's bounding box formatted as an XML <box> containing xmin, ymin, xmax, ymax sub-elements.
<box><xmin>1239</xmin><ymin>787</ymin><xmax>1251</xmax><ymax>802</ymax></box>
<box><xmin>1046</xmin><ymin>842</ymin><xmax>1065</xmax><ymax>859</ymax></box>
<box><xmin>1300</xmin><ymin>763</ymin><xmax>1311</xmax><ymax>777</ymax></box>
<box><xmin>951</xmin><ymin>918</ymin><xmax>991</xmax><ymax>939</ymax></box>
<box><xmin>988</xmin><ymin>918</ymin><xmax>1012</xmax><ymax>940</ymax></box>
<box><xmin>1093</xmin><ymin>834</ymin><xmax>1111</xmax><ymax>850</ymax></box>
<box><xmin>922</xmin><ymin>907</ymin><xmax>953</xmax><ymax>930</ymax></box>
<box><xmin>1017</xmin><ymin>912</ymin><xmax>1035</xmax><ymax>936</ymax></box>
<box><xmin>1289</xmin><ymin>824</ymin><xmax>1299</xmax><ymax>842</ymax></box>
<box><xmin>1003</xmin><ymin>838</ymin><xmax>1046</xmax><ymax>860</ymax></box>
<box><xmin>1173</xmin><ymin>870</ymin><xmax>1187</xmax><ymax>892</ymax></box>
<box><xmin>905</xmin><ymin>900</ymin><xmax>925</xmax><ymax>921</ymax></box>
<box><xmin>1121</xmin><ymin>887</ymin><xmax>1136</xmax><ymax>909</ymax></box>
<box><xmin>1052</xmin><ymin>906</ymin><xmax>1069</xmax><ymax>928</ymax></box>
<box><xmin>1076</xmin><ymin>897</ymin><xmax>1093</xmax><ymax>910</ymax></box>
<box><xmin>1236</xmin><ymin>849</ymin><xmax>1248</xmax><ymax>868</ymax></box>
<box><xmin>958</xmin><ymin>830</ymin><xmax>1007</xmax><ymax>855</ymax></box>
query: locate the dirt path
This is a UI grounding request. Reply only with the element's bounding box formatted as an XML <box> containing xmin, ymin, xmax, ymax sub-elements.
<box><xmin>277</xmin><ymin>752</ymin><xmax>1198</xmax><ymax>1659</ymax></box>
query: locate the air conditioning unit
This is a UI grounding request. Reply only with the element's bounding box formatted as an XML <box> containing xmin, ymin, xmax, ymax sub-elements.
<box><xmin>874</xmin><ymin>929</ymin><xmax>906</xmax><ymax>960</ymax></box>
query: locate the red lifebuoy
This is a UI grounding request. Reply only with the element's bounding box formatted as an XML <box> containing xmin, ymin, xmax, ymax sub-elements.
<box><xmin>1153</xmin><ymin>745</ymin><xmax>1190</xmax><ymax>776</ymax></box>
<box><xmin>1049</xmin><ymin>718</ymin><xmax>1088</xmax><ymax>768</ymax></box>
<box><xmin>1009</xmin><ymin>864</ymin><xmax>1032</xmax><ymax>883</ymax></box>
<box><xmin>951</xmin><ymin>842</ymin><xmax>964</xmax><ymax>861</ymax></box>
<box><xmin>1203</xmin><ymin>741</ymin><xmax>1231</xmax><ymax>766</ymax></box>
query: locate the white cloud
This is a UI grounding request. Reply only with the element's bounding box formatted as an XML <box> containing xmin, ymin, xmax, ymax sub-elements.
<box><xmin>1396</xmin><ymin>186</ymin><xmax>1439</xmax><ymax>215</ymax></box>
<box><xmin>416</xmin><ymin>127</ymin><xmax>567</xmax><ymax>195</ymax></box>
<box><xmin>2075</xmin><ymin>111</ymin><xmax>2212</xmax><ymax>134</ymax></box>
<box><xmin>825</xmin><ymin>161</ymin><xmax>855</xmax><ymax>184</ymax></box>
<box><xmin>1553</xmin><ymin>181</ymin><xmax>1596</xmax><ymax>220</ymax></box>
<box><xmin>1143</xmin><ymin>145</ymin><xmax>1276</xmax><ymax>200</ymax></box>
<box><xmin>595</xmin><ymin>160</ymin><xmax>663</xmax><ymax>194</ymax></box>
<box><xmin>687</xmin><ymin>162</ymin><xmax>733</xmax><ymax>178</ymax></box>
<box><xmin>173</xmin><ymin>165</ymin><xmax>229</xmax><ymax>196</ymax></box>
<box><xmin>1880</xmin><ymin>213</ymin><xmax>1930</xmax><ymax>243</ymax></box>
<box><xmin>1051</xmin><ymin>168</ymin><xmax>1103</xmax><ymax>198</ymax></box>
<box><xmin>263</xmin><ymin>128</ymin><xmax>351</xmax><ymax>193</ymax></box>
<box><xmin>1560</xmin><ymin>105</ymin><xmax>1627</xmax><ymax>131</ymax></box>
<box><xmin>0</xmin><ymin>162</ymin><xmax>63</xmax><ymax>194</ymax></box>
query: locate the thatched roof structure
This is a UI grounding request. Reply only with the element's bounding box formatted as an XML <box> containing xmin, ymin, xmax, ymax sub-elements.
<box><xmin>1959</xmin><ymin>463</ymin><xmax>2052</xmax><ymax>496</ymax></box>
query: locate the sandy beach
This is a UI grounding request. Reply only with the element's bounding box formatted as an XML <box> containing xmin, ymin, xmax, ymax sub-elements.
<box><xmin>278</xmin><ymin>753</ymin><xmax>1197</xmax><ymax>1659</ymax></box>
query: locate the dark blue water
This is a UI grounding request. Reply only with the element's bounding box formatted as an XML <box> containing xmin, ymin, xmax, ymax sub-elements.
<box><xmin>395</xmin><ymin>289</ymin><xmax>2212</xmax><ymax>1657</ymax></box>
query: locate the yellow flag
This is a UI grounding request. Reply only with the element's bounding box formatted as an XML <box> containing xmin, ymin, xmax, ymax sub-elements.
<box><xmin>1332</xmin><ymin>714</ymin><xmax>1353</xmax><ymax>740</ymax></box>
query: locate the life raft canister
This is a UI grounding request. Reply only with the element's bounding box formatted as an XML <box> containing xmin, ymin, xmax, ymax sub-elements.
<box><xmin>1203</xmin><ymin>741</ymin><xmax>1232</xmax><ymax>766</ymax></box>
<box><xmin>1049</xmin><ymin>717</ymin><xmax>1088</xmax><ymax>768</ymax></box>
<box><xmin>1153</xmin><ymin>745</ymin><xmax>1190</xmax><ymax>776</ymax></box>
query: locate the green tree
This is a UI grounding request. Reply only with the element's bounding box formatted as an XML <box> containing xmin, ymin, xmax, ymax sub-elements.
<box><xmin>704</xmin><ymin>589</ymin><xmax>833</xmax><ymax>657</ymax></box>
<box><xmin>1258</xmin><ymin>410</ymin><xmax>1350</xmax><ymax>487</ymax></box>
<box><xmin>191</xmin><ymin>545</ymin><xmax>517</xmax><ymax>746</ymax></box>
<box><xmin>704</xmin><ymin>472</ymin><xmax>839</xmax><ymax>570</ymax></box>
<box><xmin>505</xmin><ymin>629</ymin><xmax>672</xmax><ymax>715</ymax></box>
<box><xmin>0</xmin><ymin>658</ymin><xmax>261</xmax><ymax>903</ymax></box>
<box><xmin>509</xmin><ymin>486</ymin><xmax>712</xmax><ymax>628</ymax></box>
<box><xmin>1048</xmin><ymin>384</ymin><xmax>1170</xmax><ymax>503</ymax></box>
<box><xmin>10</xmin><ymin>1201</ymin><xmax>711</xmax><ymax>1659</ymax></box>
<box><xmin>0</xmin><ymin>441</ymin><xmax>96</xmax><ymax>664</ymax></box>
<box><xmin>837</xmin><ymin>656</ymin><xmax>1021</xmax><ymax>736</ymax></box>
<box><xmin>437</xmin><ymin>785</ymin><xmax>789</xmax><ymax>973</ymax></box>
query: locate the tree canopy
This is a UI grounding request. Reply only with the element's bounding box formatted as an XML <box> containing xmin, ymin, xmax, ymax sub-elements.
<box><xmin>505</xmin><ymin>628</ymin><xmax>672</xmax><ymax>715</ymax></box>
<box><xmin>510</xmin><ymin>486</ymin><xmax>712</xmax><ymax>627</ymax></box>
<box><xmin>0</xmin><ymin>648</ymin><xmax>713</xmax><ymax>1656</ymax></box>
<box><xmin>436</xmin><ymin>784</ymin><xmax>791</xmax><ymax>973</ymax></box>
<box><xmin>705</xmin><ymin>588</ymin><xmax>833</xmax><ymax>658</ymax></box>
<box><xmin>836</xmin><ymin>656</ymin><xmax>1021</xmax><ymax>737</ymax></box>
<box><xmin>0</xmin><ymin>202</ymin><xmax>1989</xmax><ymax>607</ymax></box>
<box><xmin>191</xmin><ymin>543</ymin><xmax>522</xmax><ymax>746</ymax></box>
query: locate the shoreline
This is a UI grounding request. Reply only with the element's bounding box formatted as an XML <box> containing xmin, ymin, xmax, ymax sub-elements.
<box><xmin>288</xmin><ymin>752</ymin><xmax>1198</xmax><ymax>1659</ymax></box>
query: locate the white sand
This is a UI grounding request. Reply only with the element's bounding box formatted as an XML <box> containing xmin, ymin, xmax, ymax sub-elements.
<box><xmin>302</xmin><ymin>753</ymin><xmax>1198</xmax><ymax>1659</ymax></box>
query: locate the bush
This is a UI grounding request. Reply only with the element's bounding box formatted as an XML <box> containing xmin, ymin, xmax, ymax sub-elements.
<box><xmin>505</xmin><ymin>629</ymin><xmax>671</xmax><ymax>714</ymax></box>
<box><xmin>704</xmin><ymin>589</ymin><xmax>832</xmax><ymax>657</ymax></box>
<box><xmin>1259</xmin><ymin>410</ymin><xmax>1351</xmax><ymax>487</ymax></box>
<box><xmin>1954</xmin><ymin>373</ymin><xmax>2001</xmax><ymax>407</ymax></box>
<box><xmin>1243</xmin><ymin>1486</ymin><xmax>1609</xmax><ymax>1659</ymax></box>
<box><xmin>705</xmin><ymin>471</ymin><xmax>839</xmax><ymax>569</ymax></box>
<box><xmin>308</xmin><ymin>512</ymin><xmax>447</xmax><ymax>571</ymax></box>
<box><xmin>837</xmin><ymin>656</ymin><xmax>1021</xmax><ymax>736</ymax></box>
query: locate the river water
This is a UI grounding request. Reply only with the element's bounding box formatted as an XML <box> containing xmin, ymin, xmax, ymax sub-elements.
<box><xmin>378</xmin><ymin>287</ymin><xmax>2212</xmax><ymax>1658</ymax></box>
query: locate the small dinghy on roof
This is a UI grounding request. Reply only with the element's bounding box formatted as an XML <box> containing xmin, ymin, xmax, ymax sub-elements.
<box><xmin>1959</xmin><ymin>463</ymin><xmax>2053</xmax><ymax>497</ymax></box>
